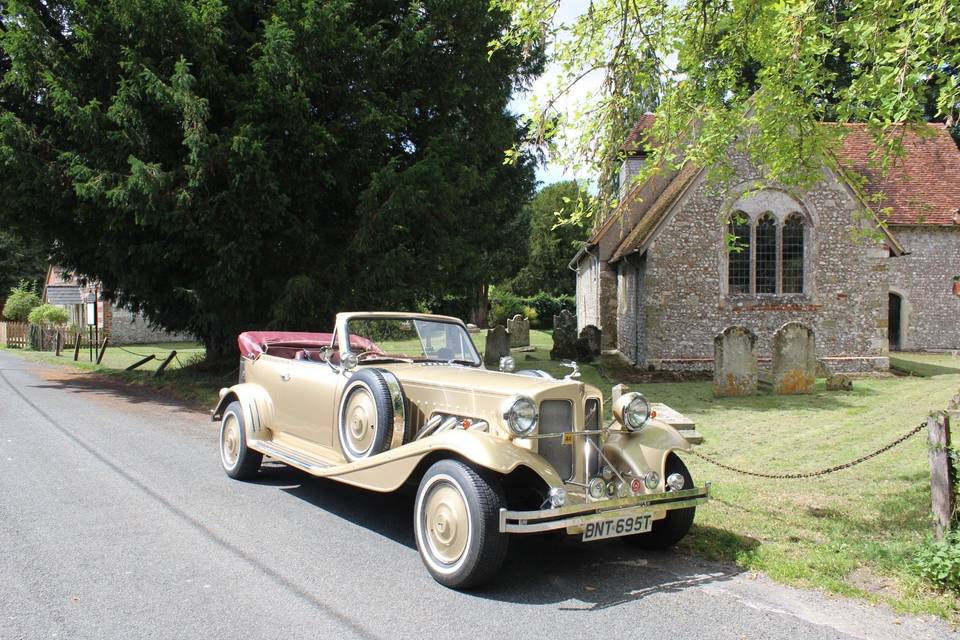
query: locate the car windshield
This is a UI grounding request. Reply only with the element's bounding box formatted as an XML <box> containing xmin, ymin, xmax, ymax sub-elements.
<box><xmin>345</xmin><ymin>317</ymin><xmax>481</xmax><ymax>366</ymax></box>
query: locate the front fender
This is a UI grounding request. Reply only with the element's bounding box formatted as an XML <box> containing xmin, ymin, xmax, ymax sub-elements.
<box><xmin>211</xmin><ymin>383</ymin><xmax>276</xmax><ymax>440</ymax></box>
<box><xmin>325</xmin><ymin>429</ymin><xmax>566</xmax><ymax>493</ymax></box>
<box><xmin>602</xmin><ymin>419</ymin><xmax>691</xmax><ymax>479</ymax></box>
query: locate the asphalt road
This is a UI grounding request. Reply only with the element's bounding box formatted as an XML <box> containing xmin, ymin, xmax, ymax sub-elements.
<box><xmin>0</xmin><ymin>350</ymin><xmax>955</xmax><ymax>640</ymax></box>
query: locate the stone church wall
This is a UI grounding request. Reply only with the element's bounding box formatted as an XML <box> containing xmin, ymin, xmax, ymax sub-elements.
<box><xmin>633</xmin><ymin>154</ymin><xmax>889</xmax><ymax>372</ymax></box>
<box><xmin>887</xmin><ymin>226</ymin><xmax>960</xmax><ymax>350</ymax></box>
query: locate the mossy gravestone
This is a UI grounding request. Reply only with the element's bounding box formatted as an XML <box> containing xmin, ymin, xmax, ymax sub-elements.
<box><xmin>484</xmin><ymin>325</ymin><xmax>510</xmax><ymax>366</ymax></box>
<box><xmin>772</xmin><ymin>321</ymin><xmax>816</xmax><ymax>395</ymax></box>
<box><xmin>507</xmin><ymin>314</ymin><xmax>530</xmax><ymax>347</ymax></box>
<box><xmin>550</xmin><ymin>309</ymin><xmax>578</xmax><ymax>360</ymax></box>
<box><xmin>576</xmin><ymin>325</ymin><xmax>601</xmax><ymax>361</ymax></box>
<box><xmin>713</xmin><ymin>326</ymin><xmax>757</xmax><ymax>397</ymax></box>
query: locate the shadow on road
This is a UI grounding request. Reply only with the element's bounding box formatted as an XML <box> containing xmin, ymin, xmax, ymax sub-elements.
<box><xmin>259</xmin><ymin>462</ymin><xmax>748</xmax><ymax>609</ymax></box>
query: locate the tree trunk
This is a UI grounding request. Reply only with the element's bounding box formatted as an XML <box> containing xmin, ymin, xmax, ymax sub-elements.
<box><xmin>468</xmin><ymin>283</ymin><xmax>489</xmax><ymax>328</ymax></box>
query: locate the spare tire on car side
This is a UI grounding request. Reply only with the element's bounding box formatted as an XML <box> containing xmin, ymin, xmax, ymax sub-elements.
<box><xmin>338</xmin><ymin>368</ymin><xmax>405</xmax><ymax>462</ymax></box>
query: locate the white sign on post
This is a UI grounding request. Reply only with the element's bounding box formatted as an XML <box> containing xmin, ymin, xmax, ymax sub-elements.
<box><xmin>86</xmin><ymin>302</ymin><xmax>96</xmax><ymax>326</ymax></box>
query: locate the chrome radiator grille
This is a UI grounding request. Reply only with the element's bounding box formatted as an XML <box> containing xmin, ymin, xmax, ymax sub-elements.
<box><xmin>538</xmin><ymin>400</ymin><xmax>574</xmax><ymax>480</ymax></box>
<box><xmin>584</xmin><ymin>398</ymin><xmax>602</xmax><ymax>478</ymax></box>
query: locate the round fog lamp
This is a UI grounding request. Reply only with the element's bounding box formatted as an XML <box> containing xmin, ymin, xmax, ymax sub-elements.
<box><xmin>548</xmin><ymin>487</ymin><xmax>567</xmax><ymax>507</ymax></box>
<box><xmin>666</xmin><ymin>472</ymin><xmax>685</xmax><ymax>491</ymax></box>
<box><xmin>644</xmin><ymin>471</ymin><xmax>660</xmax><ymax>490</ymax></box>
<box><xmin>587</xmin><ymin>477</ymin><xmax>606</xmax><ymax>500</ymax></box>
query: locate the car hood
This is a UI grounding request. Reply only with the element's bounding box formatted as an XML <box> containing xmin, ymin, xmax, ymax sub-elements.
<box><xmin>373</xmin><ymin>362</ymin><xmax>585</xmax><ymax>398</ymax></box>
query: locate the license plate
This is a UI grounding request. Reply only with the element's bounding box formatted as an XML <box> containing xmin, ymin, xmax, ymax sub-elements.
<box><xmin>582</xmin><ymin>512</ymin><xmax>653</xmax><ymax>541</ymax></box>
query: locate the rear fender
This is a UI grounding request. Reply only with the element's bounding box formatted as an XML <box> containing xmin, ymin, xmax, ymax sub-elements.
<box><xmin>601</xmin><ymin>419</ymin><xmax>692</xmax><ymax>479</ymax></box>
<box><xmin>211</xmin><ymin>384</ymin><xmax>275</xmax><ymax>440</ymax></box>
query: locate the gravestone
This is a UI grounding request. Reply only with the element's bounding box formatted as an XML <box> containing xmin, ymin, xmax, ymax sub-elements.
<box><xmin>507</xmin><ymin>314</ymin><xmax>530</xmax><ymax>347</ymax></box>
<box><xmin>713</xmin><ymin>326</ymin><xmax>758</xmax><ymax>397</ymax></box>
<box><xmin>576</xmin><ymin>325</ymin><xmax>602</xmax><ymax>361</ymax></box>
<box><xmin>550</xmin><ymin>309</ymin><xmax>578</xmax><ymax>360</ymax></box>
<box><xmin>483</xmin><ymin>325</ymin><xmax>511</xmax><ymax>366</ymax></box>
<box><xmin>772</xmin><ymin>321</ymin><xmax>816</xmax><ymax>394</ymax></box>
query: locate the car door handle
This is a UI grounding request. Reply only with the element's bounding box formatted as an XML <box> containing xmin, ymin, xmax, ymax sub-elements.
<box><xmin>280</xmin><ymin>373</ymin><xmax>291</xmax><ymax>382</ymax></box>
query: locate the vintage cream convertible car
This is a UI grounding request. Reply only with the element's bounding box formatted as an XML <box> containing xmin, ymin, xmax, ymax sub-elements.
<box><xmin>213</xmin><ymin>312</ymin><xmax>709</xmax><ymax>588</ymax></box>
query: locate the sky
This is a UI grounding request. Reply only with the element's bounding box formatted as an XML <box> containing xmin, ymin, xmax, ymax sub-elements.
<box><xmin>506</xmin><ymin>1</ymin><xmax>600</xmax><ymax>188</ymax></box>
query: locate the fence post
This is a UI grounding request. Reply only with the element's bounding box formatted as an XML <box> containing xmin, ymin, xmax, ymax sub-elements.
<box><xmin>928</xmin><ymin>411</ymin><xmax>956</xmax><ymax>540</ymax></box>
<box><xmin>54</xmin><ymin>331</ymin><xmax>61</xmax><ymax>357</ymax></box>
<box><xmin>73</xmin><ymin>332</ymin><xmax>82</xmax><ymax>361</ymax></box>
<box><xmin>96</xmin><ymin>336</ymin><xmax>109</xmax><ymax>365</ymax></box>
<box><xmin>154</xmin><ymin>351</ymin><xmax>177</xmax><ymax>377</ymax></box>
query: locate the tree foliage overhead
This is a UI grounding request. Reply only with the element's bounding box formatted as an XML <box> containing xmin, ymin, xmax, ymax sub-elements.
<box><xmin>0</xmin><ymin>0</ymin><xmax>540</xmax><ymax>358</ymax></box>
<box><xmin>492</xmin><ymin>0</ymin><xmax>959</xmax><ymax>222</ymax></box>
<box><xmin>0</xmin><ymin>230</ymin><xmax>48</xmax><ymax>294</ymax></box>
<box><xmin>508</xmin><ymin>180</ymin><xmax>591</xmax><ymax>297</ymax></box>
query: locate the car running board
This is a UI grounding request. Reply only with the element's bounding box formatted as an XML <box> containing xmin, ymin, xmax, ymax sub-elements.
<box><xmin>250</xmin><ymin>440</ymin><xmax>335</xmax><ymax>474</ymax></box>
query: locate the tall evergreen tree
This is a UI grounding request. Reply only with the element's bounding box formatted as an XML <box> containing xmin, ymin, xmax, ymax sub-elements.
<box><xmin>0</xmin><ymin>1</ymin><xmax>541</xmax><ymax>359</ymax></box>
<box><xmin>509</xmin><ymin>181</ymin><xmax>591</xmax><ymax>297</ymax></box>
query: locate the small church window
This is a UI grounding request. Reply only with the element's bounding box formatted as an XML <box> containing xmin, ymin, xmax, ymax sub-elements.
<box><xmin>755</xmin><ymin>213</ymin><xmax>777</xmax><ymax>294</ymax></box>
<box><xmin>727</xmin><ymin>215</ymin><xmax>751</xmax><ymax>294</ymax></box>
<box><xmin>782</xmin><ymin>214</ymin><xmax>804</xmax><ymax>293</ymax></box>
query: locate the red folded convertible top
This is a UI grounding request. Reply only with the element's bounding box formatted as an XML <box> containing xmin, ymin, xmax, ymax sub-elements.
<box><xmin>237</xmin><ymin>331</ymin><xmax>378</xmax><ymax>358</ymax></box>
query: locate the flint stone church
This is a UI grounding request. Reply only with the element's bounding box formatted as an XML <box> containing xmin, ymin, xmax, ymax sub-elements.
<box><xmin>571</xmin><ymin>116</ymin><xmax>960</xmax><ymax>373</ymax></box>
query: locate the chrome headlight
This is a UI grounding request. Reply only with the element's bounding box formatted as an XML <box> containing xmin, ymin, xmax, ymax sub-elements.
<box><xmin>499</xmin><ymin>355</ymin><xmax>516</xmax><ymax>373</ymax></box>
<box><xmin>613</xmin><ymin>392</ymin><xmax>651</xmax><ymax>432</ymax></box>
<box><xmin>501</xmin><ymin>395</ymin><xmax>537</xmax><ymax>437</ymax></box>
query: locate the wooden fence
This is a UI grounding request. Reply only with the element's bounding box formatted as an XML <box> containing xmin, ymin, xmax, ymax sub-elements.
<box><xmin>0</xmin><ymin>321</ymin><xmax>28</xmax><ymax>348</ymax></box>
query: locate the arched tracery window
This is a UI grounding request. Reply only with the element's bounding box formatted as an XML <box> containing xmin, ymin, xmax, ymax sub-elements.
<box><xmin>727</xmin><ymin>214</ymin><xmax>751</xmax><ymax>294</ymax></box>
<box><xmin>755</xmin><ymin>213</ymin><xmax>778</xmax><ymax>294</ymax></box>
<box><xmin>782</xmin><ymin>214</ymin><xmax>805</xmax><ymax>294</ymax></box>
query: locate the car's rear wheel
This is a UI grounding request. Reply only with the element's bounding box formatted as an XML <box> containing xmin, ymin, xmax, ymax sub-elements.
<box><xmin>622</xmin><ymin>453</ymin><xmax>695</xmax><ymax>549</ymax></box>
<box><xmin>220</xmin><ymin>401</ymin><xmax>263</xmax><ymax>480</ymax></box>
<box><xmin>414</xmin><ymin>460</ymin><xmax>508</xmax><ymax>589</ymax></box>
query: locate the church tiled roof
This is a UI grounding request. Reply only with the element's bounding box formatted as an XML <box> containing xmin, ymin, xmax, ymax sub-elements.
<box><xmin>837</xmin><ymin>124</ymin><xmax>960</xmax><ymax>226</ymax></box>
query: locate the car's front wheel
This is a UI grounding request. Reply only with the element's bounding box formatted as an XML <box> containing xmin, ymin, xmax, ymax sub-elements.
<box><xmin>622</xmin><ymin>453</ymin><xmax>695</xmax><ymax>549</ymax></box>
<box><xmin>414</xmin><ymin>460</ymin><xmax>508</xmax><ymax>589</ymax></box>
<box><xmin>220</xmin><ymin>401</ymin><xmax>263</xmax><ymax>480</ymax></box>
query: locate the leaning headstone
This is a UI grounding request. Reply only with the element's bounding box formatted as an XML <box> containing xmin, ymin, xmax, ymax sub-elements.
<box><xmin>826</xmin><ymin>373</ymin><xmax>853</xmax><ymax>391</ymax></box>
<box><xmin>466</xmin><ymin>323</ymin><xmax>480</xmax><ymax>334</ymax></box>
<box><xmin>772</xmin><ymin>321</ymin><xmax>816</xmax><ymax>394</ymax></box>
<box><xmin>507</xmin><ymin>314</ymin><xmax>530</xmax><ymax>347</ymax></box>
<box><xmin>550</xmin><ymin>309</ymin><xmax>578</xmax><ymax>360</ymax></box>
<box><xmin>483</xmin><ymin>325</ymin><xmax>511</xmax><ymax>366</ymax></box>
<box><xmin>576</xmin><ymin>325</ymin><xmax>602</xmax><ymax>361</ymax></box>
<box><xmin>713</xmin><ymin>326</ymin><xmax>758</xmax><ymax>397</ymax></box>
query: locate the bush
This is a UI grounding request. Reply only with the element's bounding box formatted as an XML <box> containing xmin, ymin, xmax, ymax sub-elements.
<box><xmin>914</xmin><ymin>531</ymin><xmax>960</xmax><ymax>593</ymax></box>
<box><xmin>2</xmin><ymin>283</ymin><xmax>41</xmax><ymax>321</ymax></box>
<box><xmin>27</xmin><ymin>304</ymin><xmax>70</xmax><ymax>326</ymax></box>
<box><xmin>488</xmin><ymin>289</ymin><xmax>574</xmax><ymax>328</ymax></box>
<box><xmin>523</xmin><ymin>305</ymin><xmax>539</xmax><ymax>328</ymax></box>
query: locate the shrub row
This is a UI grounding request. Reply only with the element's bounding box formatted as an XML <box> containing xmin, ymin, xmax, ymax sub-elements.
<box><xmin>489</xmin><ymin>290</ymin><xmax>574</xmax><ymax>329</ymax></box>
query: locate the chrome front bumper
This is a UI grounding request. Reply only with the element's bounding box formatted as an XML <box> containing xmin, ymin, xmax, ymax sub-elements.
<box><xmin>498</xmin><ymin>484</ymin><xmax>710</xmax><ymax>534</ymax></box>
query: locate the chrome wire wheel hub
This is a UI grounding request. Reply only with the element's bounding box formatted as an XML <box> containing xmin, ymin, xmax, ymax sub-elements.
<box><xmin>221</xmin><ymin>414</ymin><xmax>240</xmax><ymax>468</ymax></box>
<box><xmin>423</xmin><ymin>480</ymin><xmax>469</xmax><ymax>565</ymax></box>
<box><xmin>344</xmin><ymin>389</ymin><xmax>377</xmax><ymax>456</ymax></box>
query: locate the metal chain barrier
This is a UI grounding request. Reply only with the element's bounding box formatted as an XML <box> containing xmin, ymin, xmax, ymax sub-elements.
<box><xmin>688</xmin><ymin>420</ymin><xmax>928</xmax><ymax>479</ymax></box>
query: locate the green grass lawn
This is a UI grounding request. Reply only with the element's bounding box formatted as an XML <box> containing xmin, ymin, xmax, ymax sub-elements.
<box><xmin>4</xmin><ymin>331</ymin><xmax>958</xmax><ymax>617</ymax></box>
<box><xmin>1</xmin><ymin>340</ymin><xmax>226</xmax><ymax>407</ymax></box>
